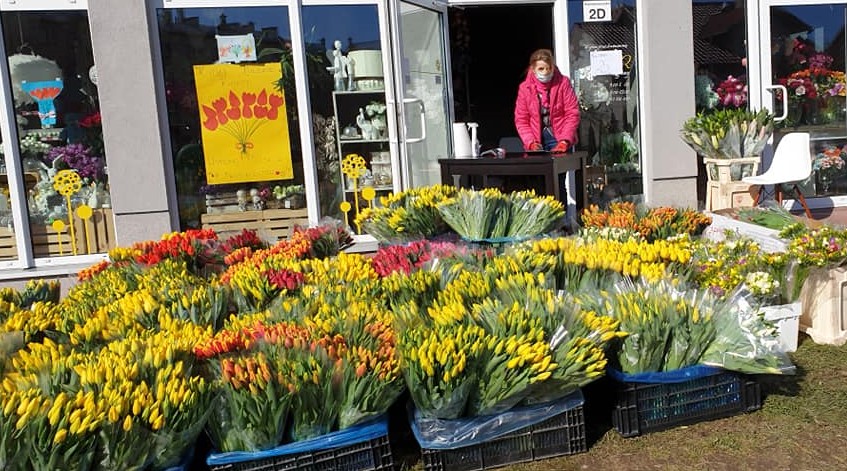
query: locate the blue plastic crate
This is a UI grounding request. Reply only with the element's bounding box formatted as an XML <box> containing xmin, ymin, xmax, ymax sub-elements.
<box><xmin>610</xmin><ymin>366</ymin><xmax>762</xmax><ymax>437</ymax></box>
<box><xmin>413</xmin><ymin>390</ymin><xmax>587</xmax><ymax>471</ymax></box>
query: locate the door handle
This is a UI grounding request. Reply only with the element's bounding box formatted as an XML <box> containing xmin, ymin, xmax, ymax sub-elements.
<box><xmin>765</xmin><ymin>84</ymin><xmax>789</xmax><ymax>122</ymax></box>
<box><xmin>403</xmin><ymin>97</ymin><xmax>426</xmax><ymax>143</ymax></box>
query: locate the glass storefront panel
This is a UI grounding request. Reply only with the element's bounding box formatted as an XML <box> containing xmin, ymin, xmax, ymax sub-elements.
<box><xmin>157</xmin><ymin>6</ymin><xmax>308</xmax><ymax>239</ymax></box>
<box><xmin>568</xmin><ymin>0</ymin><xmax>642</xmax><ymax>207</ymax></box>
<box><xmin>301</xmin><ymin>5</ymin><xmax>385</xmax><ymax>223</ymax></box>
<box><xmin>691</xmin><ymin>1</ymin><xmax>747</xmax><ymax>206</ymax></box>
<box><xmin>0</xmin><ymin>128</ymin><xmax>16</xmax><ymax>262</ymax></box>
<box><xmin>768</xmin><ymin>4</ymin><xmax>847</xmax><ymax>198</ymax></box>
<box><xmin>0</xmin><ymin>10</ymin><xmax>114</xmax><ymax>259</ymax></box>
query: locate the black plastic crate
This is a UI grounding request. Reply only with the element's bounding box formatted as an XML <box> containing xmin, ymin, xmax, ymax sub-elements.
<box><xmin>420</xmin><ymin>404</ymin><xmax>587</xmax><ymax>471</ymax></box>
<box><xmin>207</xmin><ymin>434</ymin><xmax>393</xmax><ymax>471</ymax></box>
<box><xmin>611</xmin><ymin>370</ymin><xmax>761</xmax><ymax>438</ymax></box>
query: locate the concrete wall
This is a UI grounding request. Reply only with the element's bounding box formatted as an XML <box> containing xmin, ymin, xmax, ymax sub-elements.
<box><xmin>88</xmin><ymin>0</ymin><xmax>175</xmax><ymax>245</ymax></box>
<box><xmin>637</xmin><ymin>0</ymin><xmax>699</xmax><ymax>208</ymax></box>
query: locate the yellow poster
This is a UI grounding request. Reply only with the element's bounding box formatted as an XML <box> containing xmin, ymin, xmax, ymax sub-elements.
<box><xmin>193</xmin><ymin>63</ymin><xmax>293</xmax><ymax>184</ymax></box>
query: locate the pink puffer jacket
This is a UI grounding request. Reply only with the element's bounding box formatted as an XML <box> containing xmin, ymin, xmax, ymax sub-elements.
<box><xmin>513</xmin><ymin>68</ymin><xmax>581</xmax><ymax>149</ymax></box>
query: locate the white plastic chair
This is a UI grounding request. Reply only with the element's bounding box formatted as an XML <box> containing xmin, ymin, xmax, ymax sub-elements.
<box><xmin>742</xmin><ymin>132</ymin><xmax>813</xmax><ymax>218</ymax></box>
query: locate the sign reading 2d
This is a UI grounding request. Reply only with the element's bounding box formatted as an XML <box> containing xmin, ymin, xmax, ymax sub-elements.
<box><xmin>583</xmin><ymin>0</ymin><xmax>612</xmax><ymax>22</ymax></box>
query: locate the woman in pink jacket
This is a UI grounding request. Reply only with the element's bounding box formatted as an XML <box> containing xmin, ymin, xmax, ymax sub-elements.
<box><xmin>514</xmin><ymin>49</ymin><xmax>580</xmax><ymax>153</ymax></box>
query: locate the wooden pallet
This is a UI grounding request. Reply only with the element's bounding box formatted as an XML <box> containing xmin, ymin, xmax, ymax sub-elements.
<box><xmin>201</xmin><ymin>208</ymin><xmax>309</xmax><ymax>242</ymax></box>
<box><xmin>0</xmin><ymin>208</ymin><xmax>116</xmax><ymax>260</ymax></box>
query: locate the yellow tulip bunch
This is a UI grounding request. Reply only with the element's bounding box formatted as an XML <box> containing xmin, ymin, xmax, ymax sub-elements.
<box><xmin>586</xmin><ymin>282</ymin><xmax>717</xmax><ymax>374</ymax></box>
<box><xmin>400</xmin><ymin>323</ymin><xmax>487</xmax><ymax>419</ymax></box>
<box><xmin>530</xmin><ymin>236</ymin><xmax>693</xmax><ymax>288</ymax></box>
<box><xmin>355</xmin><ymin>184</ymin><xmax>457</xmax><ymax>243</ymax></box>
<box><xmin>468</xmin><ymin>299</ymin><xmax>556</xmax><ymax>416</ymax></box>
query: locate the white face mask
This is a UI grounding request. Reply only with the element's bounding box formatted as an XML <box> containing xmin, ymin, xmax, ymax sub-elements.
<box><xmin>535</xmin><ymin>71</ymin><xmax>553</xmax><ymax>83</ymax></box>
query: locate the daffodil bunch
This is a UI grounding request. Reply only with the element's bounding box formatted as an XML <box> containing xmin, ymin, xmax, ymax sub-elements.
<box><xmin>355</xmin><ymin>184</ymin><xmax>458</xmax><ymax>243</ymax></box>
<box><xmin>399</xmin><ymin>322</ymin><xmax>487</xmax><ymax>419</ymax></box>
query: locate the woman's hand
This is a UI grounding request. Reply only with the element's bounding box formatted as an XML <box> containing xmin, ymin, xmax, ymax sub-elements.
<box><xmin>527</xmin><ymin>142</ymin><xmax>543</xmax><ymax>151</ymax></box>
<box><xmin>551</xmin><ymin>140</ymin><xmax>570</xmax><ymax>154</ymax></box>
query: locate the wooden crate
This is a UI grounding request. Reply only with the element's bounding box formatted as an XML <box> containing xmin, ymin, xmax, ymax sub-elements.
<box><xmin>205</xmin><ymin>193</ymin><xmax>242</xmax><ymax>214</ymax></box>
<box><xmin>706</xmin><ymin>181</ymin><xmax>757</xmax><ymax>211</ymax></box>
<box><xmin>201</xmin><ymin>208</ymin><xmax>309</xmax><ymax>242</ymax></box>
<box><xmin>0</xmin><ymin>208</ymin><xmax>116</xmax><ymax>260</ymax></box>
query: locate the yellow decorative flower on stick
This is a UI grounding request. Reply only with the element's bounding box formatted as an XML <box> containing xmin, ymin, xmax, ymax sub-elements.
<box><xmin>53</xmin><ymin>169</ymin><xmax>82</xmax><ymax>255</ymax></box>
<box><xmin>341</xmin><ymin>154</ymin><xmax>367</xmax><ymax>232</ymax></box>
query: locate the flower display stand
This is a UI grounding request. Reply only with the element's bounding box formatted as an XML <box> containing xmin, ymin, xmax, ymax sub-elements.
<box><xmin>200</xmin><ymin>208</ymin><xmax>309</xmax><ymax>242</ymax></box>
<box><xmin>798</xmin><ymin>266</ymin><xmax>847</xmax><ymax>346</ymax></box>
<box><xmin>703</xmin><ymin>157</ymin><xmax>760</xmax><ymax>211</ymax></box>
<box><xmin>761</xmin><ymin>302</ymin><xmax>802</xmax><ymax>352</ymax></box>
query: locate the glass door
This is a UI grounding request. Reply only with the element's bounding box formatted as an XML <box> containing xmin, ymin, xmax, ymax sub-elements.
<box><xmin>760</xmin><ymin>1</ymin><xmax>847</xmax><ymax>198</ymax></box>
<box><xmin>388</xmin><ymin>0</ymin><xmax>452</xmax><ymax>188</ymax></box>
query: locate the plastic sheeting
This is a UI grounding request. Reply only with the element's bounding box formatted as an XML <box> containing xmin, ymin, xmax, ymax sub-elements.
<box><xmin>411</xmin><ymin>389</ymin><xmax>584</xmax><ymax>450</ymax></box>
<box><xmin>206</xmin><ymin>415</ymin><xmax>388</xmax><ymax>466</ymax></box>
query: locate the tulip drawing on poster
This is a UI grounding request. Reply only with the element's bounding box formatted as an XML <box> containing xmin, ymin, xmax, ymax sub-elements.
<box><xmin>194</xmin><ymin>63</ymin><xmax>293</xmax><ymax>184</ymax></box>
<box><xmin>201</xmin><ymin>89</ymin><xmax>284</xmax><ymax>156</ymax></box>
<box><xmin>21</xmin><ymin>79</ymin><xmax>63</xmax><ymax>128</ymax></box>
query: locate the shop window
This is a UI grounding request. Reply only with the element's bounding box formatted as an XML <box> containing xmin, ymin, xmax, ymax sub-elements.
<box><xmin>689</xmin><ymin>1</ymin><xmax>747</xmax><ymax>205</ymax></box>
<box><xmin>300</xmin><ymin>5</ymin><xmax>384</xmax><ymax>224</ymax></box>
<box><xmin>157</xmin><ymin>6</ymin><xmax>308</xmax><ymax>240</ymax></box>
<box><xmin>568</xmin><ymin>0</ymin><xmax>641</xmax><ymax>207</ymax></box>
<box><xmin>767</xmin><ymin>5</ymin><xmax>847</xmax><ymax>199</ymax></box>
<box><xmin>0</xmin><ymin>10</ymin><xmax>114</xmax><ymax>261</ymax></box>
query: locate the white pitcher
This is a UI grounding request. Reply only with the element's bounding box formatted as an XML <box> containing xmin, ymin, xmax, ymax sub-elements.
<box><xmin>452</xmin><ymin>122</ymin><xmax>480</xmax><ymax>159</ymax></box>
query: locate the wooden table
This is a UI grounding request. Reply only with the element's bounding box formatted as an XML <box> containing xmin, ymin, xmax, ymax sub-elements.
<box><xmin>439</xmin><ymin>151</ymin><xmax>587</xmax><ymax>208</ymax></box>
